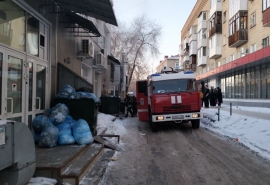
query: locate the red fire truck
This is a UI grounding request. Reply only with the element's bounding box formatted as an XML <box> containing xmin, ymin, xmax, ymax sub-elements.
<box><xmin>136</xmin><ymin>67</ymin><xmax>201</xmax><ymax>132</ymax></box>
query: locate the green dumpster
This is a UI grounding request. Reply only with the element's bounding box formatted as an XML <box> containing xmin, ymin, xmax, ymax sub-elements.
<box><xmin>53</xmin><ymin>98</ymin><xmax>99</xmax><ymax>135</ymax></box>
<box><xmin>99</xmin><ymin>96</ymin><xmax>120</xmax><ymax>115</ymax></box>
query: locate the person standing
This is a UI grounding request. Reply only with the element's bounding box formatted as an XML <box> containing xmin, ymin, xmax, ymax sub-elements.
<box><xmin>124</xmin><ymin>94</ymin><xmax>134</xmax><ymax>117</ymax></box>
<box><xmin>199</xmin><ymin>88</ymin><xmax>204</xmax><ymax>107</ymax></box>
<box><xmin>216</xmin><ymin>87</ymin><xmax>223</xmax><ymax>107</ymax></box>
<box><xmin>209</xmin><ymin>86</ymin><xmax>217</xmax><ymax>107</ymax></box>
<box><xmin>204</xmin><ymin>85</ymin><xmax>210</xmax><ymax>108</ymax></box>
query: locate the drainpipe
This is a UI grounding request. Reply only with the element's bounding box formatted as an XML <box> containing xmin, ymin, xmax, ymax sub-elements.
<box><xmin>121</xmin><ymin>53</ymin><xmax>126</xmax><ymax>97</ymax></box>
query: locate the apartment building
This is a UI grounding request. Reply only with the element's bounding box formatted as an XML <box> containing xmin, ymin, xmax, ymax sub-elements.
<box><xmin>0</xmin><ymin>0</ymin><xmax>121</xmax><ymax>126</ymax></box>
<box><xmin>156</xmin><ymin>55</ymin><xmax>180</xmax><ymax>72</ymax></box>
<box><xmin>179</xmin><ymin>0</ymin><xmax>270</xmax><ymax>107</ymax></box>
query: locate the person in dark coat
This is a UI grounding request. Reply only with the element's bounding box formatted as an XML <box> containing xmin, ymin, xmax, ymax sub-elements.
<box><xmin>124</xmin><ymin>94</ymin><xmax>134</xmax><ymax>117</ymax></box>
<box><xmin>204</xmin><ymin>85</ymin><xmax>210</xmax><ymax>108</ymax></box>
<box><xmin>216</xmin><ymin>87</ymin><xmax>223</xmax><ymax>107</ymax></box>
<box><xmin>209</xmin><ymin>86</ymin><xmax>217</xmax><ymax>107</ymax></box>
<box><xmin>131</xmin><ymin>96</ymin><xmax>138</xmax><ymax>116</ymax></box>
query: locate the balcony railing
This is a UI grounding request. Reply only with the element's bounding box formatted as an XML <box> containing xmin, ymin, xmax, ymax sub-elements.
<box><xmin>209</xmin><ymin>24</ymin><xmax>222</xmax><ymax>38</ymax></box>
<box><xmin>228</xmin><ymin>29</ymin><xmax>248</xmax><ymax>47</ymax></box>
<box><xmin>263</xmin><ymin>7</ymin><xmax>270</xmax><ymax>27</ymax></box>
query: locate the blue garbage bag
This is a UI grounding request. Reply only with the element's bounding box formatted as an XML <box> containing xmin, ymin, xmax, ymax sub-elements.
<box><xmin>65</xmin><ymin>115</ymin><xmax>76</xmax><ymax>126</ymax></box>
<box><xmin>76</xmin><ymin>92</ymin><xmax>99</xmax><ymax>102</ymax></box>
<box><xmin>39</xmin><ymin>122</ymin><xmax>59</xmax><ymax>148</ymax></box>
<box><xmin>34</xmin><ymin>133</ymin><xmax>40</xmax><ymax>144</ymax></box>
<box><xmin>43</xmin><ymin>109</ymin><xmax>52</xmax><ymax>117</ymax></box>
<box><xmin>57</xmin><ymin>122</ymin><xmax>75</xmax><ymax>145</ymax></box>
<box><xmin>49</xmin><ymin>103</ymin><xmax>69</xmax><ymax>125</ymax></box>
<box><xmin>56</xmin><ymin>85</ymin><xmax>75</xmax><ymax>98</ymax></box>
<box><xmin>32</xmin><ymin>115</ymin><xmax>51</xmax><ymax>133</ymax></box>
<box><xmin>68</xmin><ymin>92</ymin><xmax>82</xmax><ymax>99</ymax></box>
<box><xmin>72</xmin><ymin>119</ymin><xmax>93</xmax><ymax>145</ymax></box>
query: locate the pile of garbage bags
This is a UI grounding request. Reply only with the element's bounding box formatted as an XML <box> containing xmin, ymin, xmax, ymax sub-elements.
<box><xmin>33</xmin><ymin>103</ymin><xmax>94</xmax><ymax>148</ymax></box>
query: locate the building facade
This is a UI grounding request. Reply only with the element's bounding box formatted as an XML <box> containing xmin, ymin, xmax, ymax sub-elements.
<box><xmin>179</xmin><ymin>0</ymin><xmax>270</xmax><ymax>108</ymax></box>
<box><xmin>156</xmin><ymin>55</ymin><xmax>180</xmax><ymax>73</ymax></box>
<box><xmin>0</xmin><ymin>0</ymin><xmax>121</xmax><ymax>126</ymax></box>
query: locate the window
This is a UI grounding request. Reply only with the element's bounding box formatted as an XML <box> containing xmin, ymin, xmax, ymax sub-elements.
<box><xmin>230</xmin><ymin>54</ymin><xmax>234</xmax><ymax>62</ymax></box>
<box><xmin>263</xmin><ymin>0</ymin><xmax>270</xmax><ymax>11</ymax></box>
<box><xmin>250</xmin><ymin>12</ymin><xmax>256</xmax><ymax>28</ymax></box>
<box><xmin>175</xmin><ymin>62</ymin><xmax>179</xmax><ymax>69</ymax></box>
<box><xmin>250</xmin><ymin>44</ymin><xmax>256</xmax><ymax>53</ymax></box>
<box><xmin>223</xmin><ymin>11</ymin><xmax>226</xmax><ymax>23</ymax></box>
<box><xmin>229</xmin><ymin>12</ymin><xmax>247</xmax><ymax>36</ymax></box>
<box><xmin>262</xmin><ymin>37</ymin><xmax>269</xmax><ymax>48</ymax></box>
<box><xmin>217</xmin><ymin>61</ymin><xmax>221</xmax><ymax>67</ymax></box>
<box><xmin>202</xmin><ymin>47</ymin><xmax>206</xmax><ymax>56</ymax></box>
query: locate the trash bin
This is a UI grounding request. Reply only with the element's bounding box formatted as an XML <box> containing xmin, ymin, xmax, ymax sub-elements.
<box><xmin>99</xmin><ymin>96</ymin><xmax>120</xmax><ymax>115</ymax></box>
<box><xmin>53</xmin><ymin>98</ymin><xmax>99</xmax><ymax>135</ymax></box>
<box><xmin>119</xmin><ymin>100</ymin><xmax>126</xmax><ymax>114</ymax></box>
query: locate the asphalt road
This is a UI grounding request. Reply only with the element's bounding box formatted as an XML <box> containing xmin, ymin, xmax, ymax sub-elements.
<box><xmin>99</xmin><ymin>118</ymin><xmax>270</xmax><ymax>185</ymax></box>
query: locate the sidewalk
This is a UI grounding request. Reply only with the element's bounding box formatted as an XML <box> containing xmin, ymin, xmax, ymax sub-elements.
<box><xmin>220</xmin><ymin>106</ymin><xmax>270</xmax><ymax>121</ymax></box>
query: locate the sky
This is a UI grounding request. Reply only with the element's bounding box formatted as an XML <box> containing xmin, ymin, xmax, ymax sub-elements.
<box><xmin>29</xmin><ymin>104</ymin><xmax>270</xmax><ymax>184</ymax></box>
<box><xmin>112</xmin><ymin>0</ymin><xmax>197</xmax><ymax>72</ymax></box>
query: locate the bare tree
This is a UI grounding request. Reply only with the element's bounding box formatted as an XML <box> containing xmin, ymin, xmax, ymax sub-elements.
<box><xmin>111</xmin><ymin>15</ymin><xmax>162</xmax><ymax>92</ymax></box>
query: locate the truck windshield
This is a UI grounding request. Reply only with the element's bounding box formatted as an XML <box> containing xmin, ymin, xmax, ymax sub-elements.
<box><xmin>152</xmin><ymin>79</ymin><xmax>197</xmax><ymax>94</ymax></box>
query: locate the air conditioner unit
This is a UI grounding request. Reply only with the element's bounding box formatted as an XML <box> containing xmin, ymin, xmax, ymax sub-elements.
<box><xmin>81</xmin><ymin>39</ymin><xmax>94</xmax><ymax>57</ymax></box>
<box><xmin>96</xmin><ymin>52</ymin><xmax>104</xmax><ymax>66</ymax></box>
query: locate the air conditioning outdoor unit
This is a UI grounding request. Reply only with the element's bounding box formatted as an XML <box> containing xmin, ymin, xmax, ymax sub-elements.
<box><xmin>96</xmin><ymin>52</ymin><xmax>104</xmax><ymax>66</ymax></box>
<box><xmin>81</xmin><ymin>39</ymin><xmax>94</xmax><ymax>57</ymax></box>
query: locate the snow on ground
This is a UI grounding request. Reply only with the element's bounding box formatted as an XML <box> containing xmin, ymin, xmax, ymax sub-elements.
<box><xmin>200</xmin><ymin>105</ymin><xmax>270</xmax><ymax>160</ymax></box>
<box><xmin>30</xmin><ymin>105</ymin><xmax>270</xmax><ymax>184</ymax></box>
<box><xmin>97</xmin><ymin>106</ymin><xmax>270</xmax><ymax>160</ymax></box>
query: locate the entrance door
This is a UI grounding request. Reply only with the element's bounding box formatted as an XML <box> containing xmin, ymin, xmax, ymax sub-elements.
<box><xmin>0</xmin><ymin>48</ymin><xmax>26</xmax><ymax>122</ymax></box>
<box><xmin>0</xmin><ymin>47</ymin><xmax>48</xmax><ymax>127</ymax></box>
<box><xmin>25</xmin><ymin>57</ymin><xmax>48</xmax><ymax>128</ymax></box>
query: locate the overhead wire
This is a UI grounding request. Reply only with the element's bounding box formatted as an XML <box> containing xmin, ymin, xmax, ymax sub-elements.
<box><xmin>116</xmin><ymin>0</ymin><xmax>149</xmax><ymax>16</ymax></box>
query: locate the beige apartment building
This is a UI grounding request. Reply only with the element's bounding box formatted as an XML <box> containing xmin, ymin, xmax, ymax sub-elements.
<box><xmin>179</xmin><ymin>0</ymin><xmax>270</xmax><ymax>108</ymax></box>
<box><xmin>156</xmin><ymin>55</ymin><xmax>180</xmax><ymax>72</ymax></box>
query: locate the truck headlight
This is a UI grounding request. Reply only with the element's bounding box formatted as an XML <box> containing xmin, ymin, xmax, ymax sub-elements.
<box><xmin>192</xmin><ymin>114</ymin><xmax>200</xmax><ymax>118</ymax></box>
<box><xmin>156</xmin><ymin>116</ymin><xmax>164</xmax><ymax>120</ymax></box>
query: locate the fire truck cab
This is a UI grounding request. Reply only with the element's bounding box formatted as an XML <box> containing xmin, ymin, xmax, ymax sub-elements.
<box><xmin>142</xmin><ymin>67</ymin><xmax>201</xmax><ymax>132</ymax></box>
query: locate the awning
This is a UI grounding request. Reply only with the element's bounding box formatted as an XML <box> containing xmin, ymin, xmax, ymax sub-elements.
<box><xmin>108</xmin><ymin>55</ymin><xmax>121</xmax><ymax>65</ymax></box>
<box><xmin>52</xmin><ymin>0</ymin><xmax>118</xmax><ymax>26</ymax></box>
<box><xmin>64</xmin><ymin>11</ymin><xmax>101</xmax><ymax>37</ymax></box>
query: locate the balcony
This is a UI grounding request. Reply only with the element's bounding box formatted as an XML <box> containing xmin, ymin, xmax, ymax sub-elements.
<box><xmin>197</xmin><ymin>55</ymin><xmax>207</xmax><ymax>67</ymax></box>
<box><xmin>183</xmin><ymin>43</ymin><xmax>189</xmax><ymax>52</ymax></box>
<box><xmin>189</xmin><ymin>41</ymin><xmax>197</xmax><ymax>56</ymax></box>
<box><xmin>209</xmin><ymin>35</ymin><xmax>222</xmax><ymax>59</ymax></box>
<box><xmin>228</xmin><ymin>29</ymin><xmax>248</xmax><ymax>47</ymax></box>
<box><xmin>209</xmin><ymin>24</ymin><xmax>222</xmax><ymax>38</ymax></box>
<box><xmin>189</xmin><ymin>55</ymin><xmax>196</xmax><ymax>65</ymax></box>
<box><xmin>183</xmin><ymin>55</ymin><xmax>189</xmax><ymax>62</ymax></box>
<box><xmin>209</xmin><ymin>0</ymin><xmax>222</xmax><ymax>18</ymax></box>
<box><xmin>263</xmin><ymin>7</ymin><xmax>270</xmax><ymax>27</ymax></box>
<box><xmin>197</xmin><ymin>38</ymin><xmax>207</xmax><ymax>49</ymax></box>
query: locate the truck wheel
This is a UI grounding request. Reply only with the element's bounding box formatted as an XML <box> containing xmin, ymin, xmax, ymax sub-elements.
<box><xmin>149</xmin><ymin>111</ymin><xmax>158</xmax><ymax>132</ymax></box>
<box><xmin>191</xmin><ymin>119</ymin><xmax>200</xmax><ymax>129</ymax></box>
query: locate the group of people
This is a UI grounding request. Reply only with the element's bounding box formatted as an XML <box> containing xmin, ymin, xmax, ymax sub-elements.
<box><xmin>124</xmin><ymin>94</ymin><xmax>138</xmax><ymax>117</ymax></box>
<box><xmin>200</xmin><ymin>84</ymin><xmax>223</xmax><ymax>108</ymax></box>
